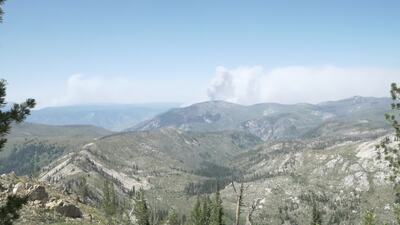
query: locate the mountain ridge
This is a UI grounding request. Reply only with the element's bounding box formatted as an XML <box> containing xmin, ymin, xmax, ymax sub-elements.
<box><xmin>128</xmin><ymin>96</ymin><xmax>391</xmax><ymax>140</ymax></box>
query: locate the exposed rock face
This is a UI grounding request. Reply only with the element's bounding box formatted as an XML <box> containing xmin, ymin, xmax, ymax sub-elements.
<box><xmin>47</xmin><ymin>199</ymin><xmax>83</xmax><ymax>218</ymax></box>
<box><xmin>12</xmin><ymin>182</ymin><xmax>25</xmax><ymax>195</ymax></box>
<box><xmin>0</xmin><ymin>172</ymin><xmax>105</xmax><ymax>224</ymax></box>
<box><xmin>27</xmin><ymin>185</ymin><xmax>49</xmax><ymax>202</ymax></box>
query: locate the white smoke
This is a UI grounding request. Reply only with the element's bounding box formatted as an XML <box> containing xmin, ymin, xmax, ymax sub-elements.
<box><xmin>49</xmin><ymin>74</ymin><xmax>203</xmax><ymax>106</ymax></box>
<box><xmin>207</xmin><ymin>65</ymin><xmax>400</xmax><ymax>104</ymax></box>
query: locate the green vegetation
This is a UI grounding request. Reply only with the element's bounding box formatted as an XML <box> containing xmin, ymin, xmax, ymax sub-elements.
<box><xmin>134</xmin><ymin>190</ymin><xmax>150</xmax><ymax>225</ymax></box>
<box><xmin>184</xmin><ymin>162</ymin><xmax>237</xmax><ymax>195</ymax></box>
<box><xmin>102</xmin><ymin>180</ymin><xmax>118</xmax><ymax>222</ymax></box>
<box><xmin>374</xmin><ymin>82</ymin><xmax>400</xmax><ymax>223</ymax></box>
<box><xmin>165</xmin><ymin>210</ymin><xmax>179</xmax><ymax>225</ymax></box>
<box><xmin>210</xmin><ymin>191</ymin><xmax>225</xmax><ymax>225</ymax></box>
<box><xmin>0</xmin><ymin>142</ymin><xmax>65</xmax><ymax>176</ymax></box>
<box><xmin>0</xmin><ymin>195</ymin><xmax>28</xmax><ymax>225</ymax></box>
<box><xmin>188</xmin><ymin>192</ymin><xmax>224</xmax><ymax>225</ymax></box>
<box><xmin>311</xmin><ymin>198</ymin><xmax>322</xmax><ymax>225</ymax></box>
<box><xmin>0</xmin><ymin>80</ymin><xmax>36</xmax><ymax>151</ymax></box>
<box><xmin>0</xmin><ymin>76</ymin><xmax>36</xmax><ymax>225</ymax></box>
<box><xmin>377</xmin><ymin>83</ymin><xmax>400</xmax><ymax>184</ymax></box>
<box><xmin>362</xmin><ymin>210</ymin><xmax>376</xmax><ymax>225</ymax></box>
<box><xmin>189</xmin><ymin>196</ymin><xmax>203</xmax><ymax>225</ymax></box>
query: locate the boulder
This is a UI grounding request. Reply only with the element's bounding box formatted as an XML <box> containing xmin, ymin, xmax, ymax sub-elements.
<box><xmin>33</xmin><ymin>200</ymin><xmax>42</xmax><ymax>206</ymax></box>
<box><xmin>12</xmin><ymin>182</ymin><xmax>25</xmax><ymax>195</ymax></box>
<box><xmin>27</xmin><ymin>185</ymin><xmax>49</xmax><ymax>202</ymax></box>
<box><xmin>48</xmin><ymin>200</ymin><xmax>82</xmax><ymax>218</ymax></box>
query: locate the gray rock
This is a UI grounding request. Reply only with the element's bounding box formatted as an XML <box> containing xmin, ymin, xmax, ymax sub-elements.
<box><xmin>50</xmin><ymin>200</ymin><xmax>83</xmax><ymax>218</ymax></box>
<box><xmin>28</xmin><ymin>185</ymin><xmax>49</xmax><ymax>202</ymax></box>
<box><xmin>12</xmin><ymin>182</ymin><xmax>25</xmax><ymax>195</ymax></box>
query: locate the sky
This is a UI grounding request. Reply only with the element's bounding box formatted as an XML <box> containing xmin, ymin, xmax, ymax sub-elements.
<box><xmin>0</xmin><ymin>0</ymin><xmax>399</xmax><ymax>107</ymax></box>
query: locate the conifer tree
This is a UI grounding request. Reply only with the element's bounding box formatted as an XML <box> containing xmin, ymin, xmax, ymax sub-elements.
<box><xmin>377</xmin><ymin>83</ymin><xmax>400</xmax><ymax>223</ymax></box>
<box><xmin>0</xmin><ymin>80</ymin><xmax>35</xmax><ymax>225</ymax></box>
<box><xmin>166</xmin><ymin>209</ymin><xmax>179</xmax><ymax>225</ymax></box>
<box><xmin>210</xmin><ymin>191</ymin><xmax>225</xmax><ymax>225</ymax></box>
<box><xmin>0</xmin><ymin>195</ymin><xmax>28</xmax><ymax>225</ymax></box>
<box><xmin>311</xmin><ymin>198</ymin><xmax>322</xmax><ymax>225</ymax></box>
<box><xmin>0</xmin><ymin>80</ymin><xmax>35</xmax><ymax>151</ymax></box>
<box><xmin>190</xmin><ymin>196</ymin><xmax>203</xmax><ymax>225</ymax></box>
<box><xmin>102</xmin><ymin>180</ymin><xmax>118</xmax><ymax>222</ymax></box>
<box><xmin>134</xmin><ymin>189</ymin><xmax>150</xmax><ymax>225</ymax></box>
<box><xmin>377</xmin><ymin>83</ymin><xmax>400</xmax><ymax>191</ymax></box>
<box><xmin>377</xmin><ymin>83</ymin><xmax>400</xmax><ymax>187</ymax></box>
<box><xmin>362</xmin><ymin>210</ymin><xmax>376</xmax><ymax>225</ymax></box>
<box><xmin>201</xmin><ymin>196</ymin><xmax>211</xmax><ymax>225</ymax></box>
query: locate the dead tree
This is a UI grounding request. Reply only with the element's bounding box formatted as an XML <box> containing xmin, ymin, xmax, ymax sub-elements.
<box><xmin>246</xmin><ymin>198</ymin><xmax>262</xmax><ymax>225</ymax></box>
<box><xmin>232</xmin><ymin>181</ymin><xmax>245</xmax><ymax>225</ymax></box>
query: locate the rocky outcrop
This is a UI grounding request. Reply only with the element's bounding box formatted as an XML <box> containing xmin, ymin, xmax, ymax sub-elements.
<box><xmin>46</xmin><ymin>199</ymin><xmax>83</xmax><ymax>218</ymax></box>
<box><xmin>27</xmin><ymin>185</ymin><xmax>49</xmax><ymax>202</ymax></box>
<box><xmin>0</xmin><ymin>173</ymin><xmax>92</xmax><ymax>224</ymax></box>
<box><xmin>12</xmin><ymin>182</ymin><xmax>25</xmax><ymax>195</ymax></box>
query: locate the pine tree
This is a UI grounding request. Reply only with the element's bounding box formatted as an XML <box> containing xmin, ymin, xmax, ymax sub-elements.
<box><xmin>201</xmin><ymin>196</ymin><xmax>211</xmax><ymax>225</ymax></box>
<box><xmin>166</xmin><ymin>209</ymin><xmax>179</xmax><ymax>225</ymax></box>
<box><xmin>362</xmin><ymin>210</ymin><xmax>376</xmax><ymax>225</ymax></box>
<box><xmin>0</xmin><ymin>80</ymin><xmax>35</xmax><ymax>151</ymax></box>
<box><xmin>377</xmin><ymin>83</ymin><xmax>400</xmax><ymax>201</ymax></box>
<box><xmin>190</xmin><ymin>196</ymin><xmax>203</xmax><ymax>225</ymax></box>
<box><xmin>0</xmin><ymin>195</ymin><xmax>28</xmax><ymax>225</ymax></box>
<box><xmin>128</xmin><ymin>186</ymin><xmax>136</xmax><ymax>198</ymax></box>
<box><xmin>102</xmin><ymin>180</ymin><xmax>118</xmax><ymax>222</ymax></box>
<box><xmin>376</xmin><ymin>83</ymin><xmax>400</xmax><ymax>225</ymax></box>
<box><xmin>311</xmin><ymin>199</ymin><xmax>322</xmax><ymax>225</ymax></box>
<box><xmin>210</xmin><ymin>191</ymin><xmax>225</xmax><ymax>225</ymax></box>
<box><xmin>394</xmin><ymin>204</ymin><xmax>400</xmax><ymax>225</ymax></box>
<box><xmin>134</xmin><ymin>189</ymin><xmax>150</xmax><ymax>225</ymax></box>
<box><xmin>0</xmin><ymin>79</ymin><xmax>35</xmax><ymax>225</ymax></box>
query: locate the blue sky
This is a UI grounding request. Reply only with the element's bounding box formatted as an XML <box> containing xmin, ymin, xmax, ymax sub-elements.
<box><xmin>0</xmin><ymin>0</ymin><xmax>399</xmax><ymax>107</ymax></box>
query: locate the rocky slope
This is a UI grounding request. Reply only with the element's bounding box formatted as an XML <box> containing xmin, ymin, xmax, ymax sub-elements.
<box><xmin>0</xmin><ymin>173</ymin><xmax>109</xmax><ymax>225</ymax></box>
<box><xmin>37</xmin><ymin>128</ymin><xmax>262</xmax><ymax>215</ymax></box>
<box><xmin>220</xmin><ymin>135</ymin><xmax>396</xmax><ymax>224</ymax></box>
<box><xmin>0</xmin><ymin>123</ymin><xmax>112</xmax><ymax>176</ymax></box>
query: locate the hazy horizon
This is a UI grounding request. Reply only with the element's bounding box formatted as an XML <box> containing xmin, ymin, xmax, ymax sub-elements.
<box><xmin>24</xmin><ymin>95</ymin><xmax>392</xmax><ymax>111</ymax></box>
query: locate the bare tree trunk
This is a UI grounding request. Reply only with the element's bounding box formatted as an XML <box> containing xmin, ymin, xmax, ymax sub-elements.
<box><xmin>246</xmin><ymin>198</ymin><xmax>262</xmax><ymax>225</ymax></box>
<box><xmin>233</xmin><ymin>182</ymin><xmax>244</xmax><ymax>225</ymax></box>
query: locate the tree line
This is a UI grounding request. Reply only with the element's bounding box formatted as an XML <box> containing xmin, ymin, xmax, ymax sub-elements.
<box><xmin>101</xmin><ymin>179</ymin><xmax>226</xmax><ymax>225</ymax></box>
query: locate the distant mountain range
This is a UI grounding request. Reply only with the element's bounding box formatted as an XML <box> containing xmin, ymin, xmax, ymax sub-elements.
<box><xmin>26</xmin><ymin>103</ymin><xmax>179</xmax><ymax>131</ymax></box>
<box><xmin>129</xmin><ymin>96</ymin><xmax>391</xmax><ymax>140</ymax></box>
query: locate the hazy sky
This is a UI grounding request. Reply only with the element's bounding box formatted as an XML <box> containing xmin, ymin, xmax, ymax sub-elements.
<box><xmin>0</xmin><ymin>0</ymin><xmax>399</xmax><ymax>107</ymax></box>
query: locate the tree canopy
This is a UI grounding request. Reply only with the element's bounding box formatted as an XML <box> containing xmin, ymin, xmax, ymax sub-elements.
<box><xmin>377</xmin><ymin>83</ymin><xmax>400</xmax><ymax>194</ymax></box>
<box><xmin>0</xmin><ymin>80</ymin><xmax>36</xmax><ymax>151</ymax></box>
